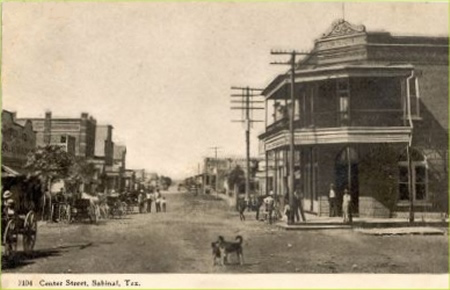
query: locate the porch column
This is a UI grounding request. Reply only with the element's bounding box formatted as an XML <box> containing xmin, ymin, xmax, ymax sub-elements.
<box><xmin>310</xmin><ymin>147</ymin><xmax>314</xmax><ymax>212</ymax></box>
<box><xmin>347</xmin><ymin>146</ymin><xmax>352</xmax><ymax>192</ymax></box>
<box><xmin>274</xmin><ymin>149</ymin><xmax>278</xmax><ymax>197</ymax></box>
<box><xmin>265</xmin><ymin>148</ymin><xmax>269</xmax><ymax>195</ymax></box>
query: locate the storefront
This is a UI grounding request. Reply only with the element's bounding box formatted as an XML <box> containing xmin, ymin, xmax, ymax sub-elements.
<box><xmin>259</xmin><ymin>20</ymin><xmax>448</xmax><ymax>217</ymax></box>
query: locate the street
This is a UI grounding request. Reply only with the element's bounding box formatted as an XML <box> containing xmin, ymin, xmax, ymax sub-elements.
<box><xmin>2</xmin><ymin>190</ymin><xmax>448</xmax><ymax>273</ymax></box>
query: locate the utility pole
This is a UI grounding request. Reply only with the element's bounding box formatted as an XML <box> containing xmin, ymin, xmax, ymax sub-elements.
<box><xmin>230</xmin><ymin>86</ymin><xmax>264</xmax><ymax>200</ymax></box>
<box><xmin>271</xmin><ymin>50</ymin><xmax>310</xmax><ymax>224</ymax></box>
<box><xmin>209</xmin><ymin>146</ymin><xmax>222</xmax><ymax>196</ymax></box>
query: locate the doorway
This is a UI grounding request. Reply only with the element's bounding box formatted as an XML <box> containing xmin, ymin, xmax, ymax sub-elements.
<box><xmin>335</xmin><ymin>147</ymin><xmax>359</xmax><ymax>214</ymax></box>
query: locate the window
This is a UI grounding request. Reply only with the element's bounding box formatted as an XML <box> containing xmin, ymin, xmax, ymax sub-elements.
<box><xmin>61</xmin><ymin>136</ymin><xmax>67</xmax><ymax>143</ymax></box>
<box><xmin>398</xmin><ymin>149</ymin><xmax>428</xmax><ymax>202</ymax></box>
<box><xmin>408</xmin><ymin>76</ymin><xmax>421</xmax><ymax>118</ymax></box>
<box><xmin>337</xmin><ymin>79</ymin><xmax>350</xmax><ymax>126</ymax></box>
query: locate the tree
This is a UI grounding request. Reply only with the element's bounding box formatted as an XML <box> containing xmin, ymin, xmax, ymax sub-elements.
<box><xmin>25</xmin><ymin>145</ymin><xmax>74</xmax><ymax>189</ymax></box>
<box><xmin>227</xmin><ymin>165</ymin><xmax>245</xmax><ymax>194</ymax></box>
<box><xmin>160</xmin><ymin>176</ymin><xmax>172</xmax><ymax>190</ymax></box>
<box><xmin>25</xmin><ymin>145</ymin><xmax>75</xmax><ymax>220</ymax></box>
<box><xmin>66</xmin><ymin>157</ymin><xmax>97</xmax><ymax>193</ymax></box>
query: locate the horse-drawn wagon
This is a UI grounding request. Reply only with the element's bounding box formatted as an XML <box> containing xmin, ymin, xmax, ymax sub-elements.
<box><xmin>1</xmin><ymin>166</ymin><xmax>42</xmax><ymax>257</ymax></box>
<box><xmin>106</xmin><ymin>193</ymin><xmax>126</xmax><ymax>219</ymax></box>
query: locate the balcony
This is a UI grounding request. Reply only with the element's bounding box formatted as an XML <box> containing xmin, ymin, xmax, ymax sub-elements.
<box><xmin>262</xmin><ymin>109</ymin><xmax>405</xmax><ymax>137</ymax></box>
<box><xmin>260</xmin><ymin>109</ymin><xmax>410</xmax><ymax>149</ymax></box>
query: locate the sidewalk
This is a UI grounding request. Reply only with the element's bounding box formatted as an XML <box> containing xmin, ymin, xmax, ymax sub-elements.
<box><xmin>276</xmin><ymin>213</ymin><xmax>449</xmax><ymax>234</ymax></box>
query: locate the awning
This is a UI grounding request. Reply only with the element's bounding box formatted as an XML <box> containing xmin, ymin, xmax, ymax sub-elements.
<box><xmin>1</xmin><ymin>165</ymin><xmax>22</xmax><ymax>177</ymax></box>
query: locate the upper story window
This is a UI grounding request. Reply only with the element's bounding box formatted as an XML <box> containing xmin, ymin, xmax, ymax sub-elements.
<box><xmin>337</xmin><ymin>79</ymin><xmax>350</xmax><ymax>126</ymax></box>
<box><xmin>408</xmin><ymin>76</ymin><xmax>421</xmax><ymax>119</ymax></box>
<box><xmin>61</xmin><ymin>136</ymin><xmax>67</xmax><ymax>143</ymax></box>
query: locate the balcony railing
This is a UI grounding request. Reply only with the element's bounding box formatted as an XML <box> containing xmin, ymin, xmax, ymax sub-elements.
<box><xmin>262</xmin><ymin>109</ymin><xmax>406</xmax><ymax>138</ymax></box>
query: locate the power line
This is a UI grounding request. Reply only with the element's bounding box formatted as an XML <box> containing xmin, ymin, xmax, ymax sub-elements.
<box><xmin>270</xmin><ymin>50</ymin><xmax>311</xmax><ymax>223</ymax></box>
<box><xmin>230</xmin><ymin>86</ymin><xmax>264</xmax><ymax>200</ymax></box>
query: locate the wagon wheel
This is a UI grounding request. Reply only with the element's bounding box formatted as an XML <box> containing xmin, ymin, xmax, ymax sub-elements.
<box><xmin>23</xmin><ymin>211</ymin><xmax>37</xmax><ymax>254</ymax></box>
<box><xmin>58</xmin><ymin>204</ymin><xmax>70</xmax><ymax>223</ymax></box>
<box><xmin>88</xmin><ymin>205</ymin><xmax>97</xmax><ymax>224</ymax></box>
<box><xmin>3</xmin><ymin>219</ymin><xmax>18</xmax><ymax>257</ymax></box>
<box><xmin>121</xmin><ymin>202</ymin><xmax>128</xmax><ymax>217</ymax></box>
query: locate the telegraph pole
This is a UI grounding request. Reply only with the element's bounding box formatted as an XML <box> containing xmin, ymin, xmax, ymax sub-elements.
<box><xmin>271</xmin><ymin>50</ymin><xmax>310</xmax><ymax>223</ymax></box>
<box><xmin>230</xmin><ymin>86</ymin><xmax>264</xmax><ymax>200</ymax></box>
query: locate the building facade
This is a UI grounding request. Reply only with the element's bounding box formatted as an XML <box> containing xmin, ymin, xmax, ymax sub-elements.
<box><xmin>202</xmin><ymin>156</ymin><xmax>261</xmax><ymax>194</ymax></box>
<box><xmin>1</xmin><ymin>110</ymin><xmax>36</xmax><ymax>171</ymax></box>
<box><xmin>258</xmin><ymin>20</ymin><xmax>448</xmax><ymax>217</ymax></box>
<box><xmin>17</xmin><ymin>111</ymin><xmax>97</xmax><ymax>158</ymax></box>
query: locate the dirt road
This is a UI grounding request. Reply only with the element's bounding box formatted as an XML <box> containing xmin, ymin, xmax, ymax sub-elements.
<box><xmin>2</xmin><ymin>191</ymin><xmax>448</xmax><ymax>273</ymax></box>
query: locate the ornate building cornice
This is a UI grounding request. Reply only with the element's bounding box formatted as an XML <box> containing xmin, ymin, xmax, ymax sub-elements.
<box><xmin>321</xmin><ymin>19</ymin><xmax>366</xmax><ymax>39</ymax></box>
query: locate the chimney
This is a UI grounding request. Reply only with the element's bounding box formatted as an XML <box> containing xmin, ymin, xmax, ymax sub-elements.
<box><xmin>44</xmin><ymin>110</ymin><xmax>52</xmax><ymax>145</ymax></box>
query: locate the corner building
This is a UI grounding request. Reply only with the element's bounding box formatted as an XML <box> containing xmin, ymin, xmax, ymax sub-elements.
<box><xmin>259</xmin><ymin>20</ymin><xmax>448</xmax><ymax>218</ymax></box>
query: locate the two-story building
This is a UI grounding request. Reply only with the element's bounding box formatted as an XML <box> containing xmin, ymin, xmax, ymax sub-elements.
<box><xmin>1</xmin><ymin>110</ymin><xmax>36</xmax><ymax>173</ymax></box>
<box><xmin>17</xmin><ymin>111</ymin><xmax>97</xmax><ymax>158</ymax></box>
<box><xmin>258</xmin><ymin>20</ymin><xmax>448</xmax><ymax>218</ymax></box>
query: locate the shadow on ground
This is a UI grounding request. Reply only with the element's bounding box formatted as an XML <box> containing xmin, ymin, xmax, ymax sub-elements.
<box><xmin>2</xmin><ymin>242</ymin><xmax>94</xmax><ymax>271</ymax></box>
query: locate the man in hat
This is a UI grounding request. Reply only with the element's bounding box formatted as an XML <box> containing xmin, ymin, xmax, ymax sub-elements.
<box><xmin>263</xmin><ymin>193</ymin><xmax>275</xmax><ymax>224</ymax></box>
<box><xmin>3</xmin><ymin>190</ymin><xmax>15</xmax><ymax>216</ymax></box>
<box><xmin>138</xmin><ymin>190</ymin><xmax>145</xmax><ymax>213</ymax></box>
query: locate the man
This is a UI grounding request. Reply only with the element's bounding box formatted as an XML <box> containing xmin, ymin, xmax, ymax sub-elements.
<box><xmin>342</xmin><ymin>189</ymin><xmax>351</xmax><ymax>223</ymax></box>
<box><xmin>146</xmin><ymin>189</ymin><xmax>154</xmax><ymax>213</ymax></box>
<box><xmin>238</xmin><ymin>198</ymin><xmax>247</xmax><ymax>221</ymax></box>
<box><xmin>291</xmin><ymin>190</ymin><xmax>301</xmax><ymax>223</ymax></box>
<box><xmin>329</xmin><ymin>183</ymin><xmax>337</xmax><ymax>217</ymax></box>
<box><xmin>155</xmin><ymin>189</ymin><xmax>162</xmax><ymax>212</ymax></box>
<box><xmin>255</xmin><ymin>195</ymin><xmax>264</xmax><ymax>221</ymax></box>
<box><xmin>263</xmin><ymin>193</ymin><xmax>275</xmax><ymax>224</ymax></box>
<box><xmin>138</xmin><ymin>190</ymin><xmax>145</xmax><ymax>213</ymax></box>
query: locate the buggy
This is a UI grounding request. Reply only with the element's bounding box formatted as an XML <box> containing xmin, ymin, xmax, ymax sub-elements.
<box><xmin>106</xmin><ymin>194</ymin><xmax>126</xmax><ymax>219</ymax></box>
<box><xmin>71</xmin><ymin>198</ymin><xmax>97</xmax><ymax>224</ymax></box>
<box><xmin>1</xmin><ymin>167</ymin><xmax>43</xmax><ymax>257</ymax></box>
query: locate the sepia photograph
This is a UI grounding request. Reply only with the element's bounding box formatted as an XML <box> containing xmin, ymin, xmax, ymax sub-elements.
<box><xmin>1</xmin><ymin>0</ymin><xmax>449</xmax><ymax>288</ymax></box>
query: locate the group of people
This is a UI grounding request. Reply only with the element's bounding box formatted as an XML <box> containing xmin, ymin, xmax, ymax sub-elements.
<box><xmin>137</xmin><ymin>189</ymin><xmax>167</xmax><ymax>214</ymax></box>
<box><xmin>237</xmin><ymin>191</ymin><xmax>304</xmax><ymax>225</ymax></box>
<box><xmin>238</xmin><ymin>184</ymin><xmax>353</xmax><ymax>225</ymax></box>
<box><xmin>328</xmin><ymin>183</ymin><xmax>352</xmax><ymax>223</ymax></box>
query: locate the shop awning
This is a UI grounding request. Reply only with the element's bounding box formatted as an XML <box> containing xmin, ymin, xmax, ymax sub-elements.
<box><xmin>1</xmin><ymin>165</ymin><xmax>22</xmax><ymax>177</ymax></box>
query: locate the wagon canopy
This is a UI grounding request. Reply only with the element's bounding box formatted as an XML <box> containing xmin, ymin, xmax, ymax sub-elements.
<box><xmin>1</xmin><ymin>168</ymin><xmax>44</xmax><ymax>215</ymax></box>
<box><xmin>1</xmin><ymin>165</ymin><xmax>21</xmax><ymax>177</ymax></box>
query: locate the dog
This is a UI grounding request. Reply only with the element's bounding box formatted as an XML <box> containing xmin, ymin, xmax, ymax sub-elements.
<box><xmin>217</xmin><ymin>235</ymin><xmax>244</xmax><ymax>265</ymax></box>
<box><xmin>211</xmin><ymin>241</ymin><xmax>222</xmax><ymax>266</ymax></box>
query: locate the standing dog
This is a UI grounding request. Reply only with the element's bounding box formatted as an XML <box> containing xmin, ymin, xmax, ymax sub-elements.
<box><xmin>211</xmin><ymin>241</ymin><xmax>222</xmax><ymax>266</ymax></box>
<box><xmin>217</xmin><ymin>235</ymin><xmax>244</xmax><ymax>265</ymax></box>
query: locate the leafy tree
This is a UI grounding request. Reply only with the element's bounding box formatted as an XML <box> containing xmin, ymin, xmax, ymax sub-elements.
<box><xmin>25</xmin><ymin>145</ymin><xmax>74</xmax><ymax>190</ymax></box>
<box><xmin>160</xmin><ymin>176</ymin><xmax>172</xmax><ymax>189</ymax></box>
<box><xmin>227</xmin><ymin>165</ymin><xmax>245</xmax><ymax>193</ymax></box>
<box><xmin>66</xmin><ymin>157</ymin><xmax>97</xmax><ymax>193</ymax></box>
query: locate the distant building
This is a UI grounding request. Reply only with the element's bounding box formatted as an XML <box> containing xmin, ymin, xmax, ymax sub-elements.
<box><xmin>110</xmin><ymin>144</ymin><xmax>127</xmax><ymax>191</ymax></box>
<box><xmin>92</xmin><ymin>125</ymin><xmax>115</xmax><ymax>192</ymax></box>
<box><xmin>202</xmin><ymin>156</ymin><xmax>261</xmax><ymax>194</ymax></box>
<box><xmin>258</xmin><ymin>20</ymin><xmax>448</xmax><ymax>217</ymax></box>
<box><xmin>1</xmin><ymin>110</ymin><xmax>36</xmax><ymax>172</ymax></box>
<box><xmin>17</xmin><ymin>111</ymin><xmax>96</xmax><ymax>158</ymax></box>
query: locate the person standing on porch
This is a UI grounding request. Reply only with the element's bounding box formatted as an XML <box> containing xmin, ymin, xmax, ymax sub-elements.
<box><xmin>342</xmin><ymin>189</ymin><xmax>351</xmax><ymax>223</ymax></box>
<box><xmin>329</xmin><ymin>183</ymin><xmax>337</xmax><ymax>217</ymax></box>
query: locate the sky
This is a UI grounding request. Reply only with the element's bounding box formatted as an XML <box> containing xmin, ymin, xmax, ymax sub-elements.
<box><xmin>2</xmin><ymin>1</ymin><xmax>448</xmax><ymax>179</ymax></box>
